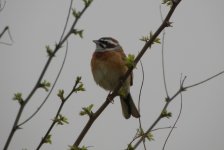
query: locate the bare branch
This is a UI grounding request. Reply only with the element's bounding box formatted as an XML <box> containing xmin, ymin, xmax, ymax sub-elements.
<box><xmin>0</xmin><ymin>26</ymin><xmax>13</xmax><ymax>45</ymax></box>
<box><xmin>162</xmin><ymin>75</ymin><xmax>183</xmax><ymax>150</ymax></box>
<box><xmin>138</xmin><ymin>60</ymin><xmax>147</xmax><ymax>150</ymax></box>
<box><xmin>185</xmin><ymin>70</ymin><xmax>224</xmax><ymax>89</ymax></box>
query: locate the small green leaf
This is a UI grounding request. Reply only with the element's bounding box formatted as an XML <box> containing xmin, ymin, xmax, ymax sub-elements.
<box><xmin>146</xmin><ymin>132</ymin><xmax>154</xmax><ymax>141</ymax></box>
<box><xmin>140</xmin><ymin>31</ymin><xmax>161</xmax><ymax>46</ymax></box>
<box><xmin>73</xmin><ymin>76</ymin><xmax>85</xmax><ymax>93</ymax></box>
<box><xmin>125</xmin><ymin>54</ymin><xmax>135</xmax><ymax>69</ymax></box>
<box><xmin>39</xmin><ymin>80</ymin><xmax>51</xmax><ymax>92</ymax></box>
<box><xmin>160</xmin><ymin>110</ymin><xmax>172</xmax><ymax>119</ymax></box>
<box><xmin>46</xmin><ymin>45</ymin><xmax>55</xmax><ymax>57</ymax></box>
<box><xmin>72</xmin><ymin>9</ymin><xmax>81</xmax><ymax>18</ymax></box>
<box><xmin>82</xmin><ymin>0</ymin><xmax>93</xmax><ymax>7</ymax></box>
<box><xmin>74</xmin><ymin>83</ymin><xmax>85</xmax><ymax>93</ymax></box>
<box><xmin>57</xmin><ymin>89</ymin><xmax>65</xmax><ymax>101</ymax></box>
<box><xmin>13</xmin><ymin>92</ymin><xmax>24</xmax><ymax>105</ymax></box>
<box><xmin>72</xmin><ymin>29</ymin><xmax>84</xmax><ymax>38</ymax></box>
<box><xmin>69</xmin><ymin>145</ymin><xmax>88</xmax><ymax>150</ymax></box>
<box><xmin>136</xmin><ymin>127</ymin><xmax>144</xmax><ymax>137</ymax></box>
<box><xmin>80</xmin><ymin>104</ymin><xmax>94</xmax><ymax>117</ymax></box>
<box><xmin>43</xmin><ymin>134</ymin><xmax>52</xmax><ymax>144</ymax></box>
<box><xmin>53</xmin><ymin>114</ymin><xmax>69</xmax><ymax>125</ymax></box>
<box><xmin>162</xmin><ymin>0</ymin><xmax>173</xmax><ymax>6</ymax></box>
<box><xmin>127</xmin><ymin>144</ymin><xmax>134</xmax><ymax>150</ymax></box>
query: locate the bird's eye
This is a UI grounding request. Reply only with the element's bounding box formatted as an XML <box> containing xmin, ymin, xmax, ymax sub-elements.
<box><xmin>101</xmin><ymin>40</ymin><xmax>116</xmax><ymax>48</ymax></box>
<box><xmin>99</xmin><ymin>43</ymin><xmax>106</xmax><ymax>49</ymax></box>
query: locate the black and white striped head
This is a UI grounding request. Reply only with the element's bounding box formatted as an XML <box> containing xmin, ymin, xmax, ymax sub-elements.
<box><xmin>93</xmin><ymin>37</ymin><xmax>121</xmax><ymax>52</ymax></box>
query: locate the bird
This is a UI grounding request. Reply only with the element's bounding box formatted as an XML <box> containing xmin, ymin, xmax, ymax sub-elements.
<box><xmin>91</xmin><ymin>37</ymin><xmax>140</xmax><ymax>119</ymax></box>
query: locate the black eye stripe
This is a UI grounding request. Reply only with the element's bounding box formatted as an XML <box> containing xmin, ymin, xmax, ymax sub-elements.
<box><xmin>102</xmin><ymin>41</ymin><xmax>115</xmax><ymax>48</ymax></box>
<box><xmin>99</xmin><ymin>43</ymin><xmax>106</xmax><ymax>48</ymax></box>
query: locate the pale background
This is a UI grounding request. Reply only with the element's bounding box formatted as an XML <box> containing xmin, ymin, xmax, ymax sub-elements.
<box><xmin>1</xmin><ymin>0</ymin><xmax>224</xmax><ymax>150</ymax></box>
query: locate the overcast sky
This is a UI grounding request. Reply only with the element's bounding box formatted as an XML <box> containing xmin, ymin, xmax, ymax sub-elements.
<box><xmin>1</xmin><ymin>0</ymin><xmax>224</xmax><ymax>150</ymax></box>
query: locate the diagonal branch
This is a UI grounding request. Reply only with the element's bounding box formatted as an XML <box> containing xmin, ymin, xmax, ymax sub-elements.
<box><xmin>73</xmin><ymin>0</ymin><xmax>182</xmax><ymax>147</ymax></box>
<box><xmin>132</xmin><ymin>70</ymin><xmax>224</xmax><ymax>149</ymax></box>
<box><xmin>3</xmin><ymin>1</ymin><xmax>92</xmax><ymax>149</ymax></box>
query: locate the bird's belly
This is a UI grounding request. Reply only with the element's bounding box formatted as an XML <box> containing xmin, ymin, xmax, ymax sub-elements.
<box><xmin>93</xmin><ymin>65</ymin><xmax>121</xmax><ymax>91</ymax></box>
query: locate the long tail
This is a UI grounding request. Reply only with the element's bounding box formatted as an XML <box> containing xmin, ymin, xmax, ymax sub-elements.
<box><xmin>120</xmin><ymin>93</ymin><xmax>140</xmax><ymax>119</ymax></box>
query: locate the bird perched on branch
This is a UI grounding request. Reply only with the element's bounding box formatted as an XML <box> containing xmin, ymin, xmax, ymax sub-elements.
<box><xmin>91</xmin><ymin>37</ymin><xmax>140</xmax><ymax>119</ymax></box>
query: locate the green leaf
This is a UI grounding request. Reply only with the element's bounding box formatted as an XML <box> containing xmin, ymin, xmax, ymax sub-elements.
<box><xmin>82</xmin><ymin>0</ymin><xmax>93</xmax><ymax>7</ymax></box>
<box><xmin>146</xmin><ymin>132</ymin><xmax>154</xmax><ymax>141</ymax></box>
<box><xmin>72</xmin><ymin>8</ymin><xmax>81</xmax><ymax>18</ymax></box>
<box><xmin>72</xmin><ymin>29</ymin><xmax>84</xmax><ymax>38</ymax></box>
<box><xmin>57</xmin><ymin>89</ymin><xmax>65</xmax><ymax>101</ymax></box>
<box><xmin>69</xmin><ymin>145</ymin><xmax>88</xmax><ymax>150</ymax></box>
<box><xmin>127</xmin><ymin>144</ymin><xmax>134</xmax><ymax>150</ymax></box>
<box><xmin>43</xmin><ymin>134</ymin><xmax>52</xmax><ymax>144</ymax></box>
<box><xmin>74</xmin><ymin>83</ymin><xmax>85</xmax><ymax>93</ymax></box>
<box><xmin>13</xmin><ymin>92</ymin><xmax>24</xmax><ymax>105</ymax></box>
<box><xmin>39</xmin><ymin>80</ymin><xmax>51</xmax><ymax>92</ymax></box>
<box><xmin>125</xmin><ymin>54</ymin><xmax>135</xmax><ymax>69</ymax></box>
<box><xmin>80</xmin><ymin>104</ymin><xmax>94</xmax><ymax>116</ymax></box>
<box><xmin>53</xmin><ymin>114</ymin><xmax>69</xmax><ymax>125</ymax></box>
<box><xmin>140</xmin><ymin>31</ymin><xmax>161</xmax><ymax>46</ymax></box>
<box><xmin>54</xmin><ymin>114</ymin><xmax>69</xmax><ymax>125</ymax></box>
<box><xmin>160</xmin><ymin>110</ymin><xmax>172</xmax><ymax>119</ymax></box>
<box><xmin>46</xmin><ymin>45</ymin><xmax>54</xmax><ymax>57</ymax></box>
<box><xmin>73</xmin><ymin>76</ymin><xmax>85</xmax><ymax>93</ymax></box>
<box><xmin>162</xmin><ymin>0</ymin><xmax>173</xmax><ymax>6</ymax></box>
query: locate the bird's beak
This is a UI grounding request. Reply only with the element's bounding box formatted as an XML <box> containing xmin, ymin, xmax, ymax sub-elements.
<box><xmin>93</xmin><ymin>40</ymin><xmax>99</xmax><ymax>44</ymax></box>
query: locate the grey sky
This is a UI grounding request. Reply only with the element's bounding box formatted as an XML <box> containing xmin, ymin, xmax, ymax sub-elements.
<box><xmin>1</xmin><ymin>0</ymin><xmax>224</xmax><ymax>149</ymax></box>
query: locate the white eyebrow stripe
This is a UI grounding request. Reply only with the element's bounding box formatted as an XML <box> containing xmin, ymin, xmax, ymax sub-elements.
<box><xmin>100</xmin><ymin>39</ymin><xmax>118</xmax><ymax>46</ymax></box>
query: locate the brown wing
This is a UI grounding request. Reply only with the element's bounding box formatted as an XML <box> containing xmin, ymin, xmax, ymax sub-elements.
<box><xmin>118</xmin><ymin>49</ymin><xmax>133</xmax><ymax>86</ymax></box>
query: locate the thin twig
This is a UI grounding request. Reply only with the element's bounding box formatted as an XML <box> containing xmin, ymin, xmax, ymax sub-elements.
<box><xmin>3</xmin><ymin>1</ymin><xmax>92</xmax><ymax>149</ymax></box>
<box><xmin>36</xmin><ymin>68</ymin><xmax>76</xmax><ymax>150</ymax></box>
<box><xmin>161</xmin><ymin>31</ymin><xmax>169</xmax><ymax>98</ymax></box>
<box><xmin>185</xmin><ymin>70</ymin><xmax>224</xmax><ymax>89</ymax></box>
<box><xmin>133</xmin><ymin>69</ymin><xmax>224</xmax><ymax>149</ymax></box>
<box><xmin>0</xmin><ymin>26</ymin><xmax>8</xmax><ymax>38</ymax></box>
<box><xmin>151</xmin><ymin>126</ymin><xmax>176</xmax><ymax>132</ymax></box>
<box><xmin>73</xmin><ymin>0</ymin><xmax>182</xmax><ymax>148</ymax></box>
<box><xmin>162</xmin><ymin>75</ymin><xmax>183</xmax><ymax>150</ymax></box>
<box><xmin>0</xmin><ymin>26</ymin><xmax>13</xmax><ymax>45</ymax></box>
<box><xmin>160</xmin><ymin>4</ymin><xmax>169</xmax><ymax>98</ymax></box>
<box><xmin>59</xmin><ymin>0</ymin><xmax>73</xmax><ymax>42</ymax></box>
<box><xmin>132</xmin><ymin>79</ymin><xmax>184</xmax><ymax>149</ymax></box>
<box><xmin>18</xmin><ymin>40</ymin><xmax>69</xmax><ymax>127</ymax></box>
<box><xmin>138</xmin><ymin>60</ymin><xmax>146</xmax><ymax>150</ymax></box>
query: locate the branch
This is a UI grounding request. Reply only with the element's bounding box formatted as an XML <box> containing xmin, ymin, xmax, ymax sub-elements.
<box><xmin>72</xmin><ymin>0</ymin><xmax>182</xmax><ymax>148</ymax></box>
<box><xmin>162</xmin><ymin>75</ymin><xmax>183</xmax><ymax>150</ymax></box>
<box><xmin>132</xmin><ymin>74</ymin><xmax>186</xmax><ymax>149</ymax></box>
<box><xmin>3</xmin><ymin>0</ymin><xmax>92</xmax><ymax>149</ymax></box>
<box><xmin>138</xmin><ymin>60</ymin><xmax>147</xmax><ymax>150</ymax></box>
<box><xmin>0</xmin><ymin>26</ymin><xmax>13</xmax><ymax>45</ymax></box>
<box><xmin>18</xmin><ymin>40</ymin><xmax>69</xmax><ymax>127</ymax></box>
<box><xmin>132</xmin><ymin>69</ymin><xmax>224</xmax><ymax>149</ymax></box>
<box><xmin>35</xmin><ymin>75</ymin><xmax>83</xmax><ymax>150</ymax></box>
<box><xmin>185</xmin><ymin>70</ymin><xmax>224</xmax><ymax>89</ymax></box>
